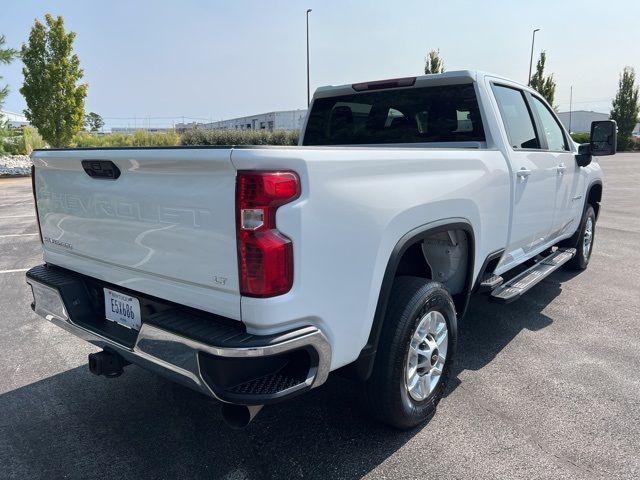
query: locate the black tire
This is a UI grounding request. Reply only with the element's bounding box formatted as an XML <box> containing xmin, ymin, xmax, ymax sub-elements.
<box><xmin>566</xmin><ymin>205</ymin><xmax>596</xmax><ymax>270</ymax></box>
<box><xmin>362</xmin><ymin>277</ymin><xmax>457</xmax><ymax>429</ymax></box>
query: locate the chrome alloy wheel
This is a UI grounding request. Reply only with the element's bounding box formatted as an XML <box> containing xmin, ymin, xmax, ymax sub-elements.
<box><xmin>583</xmin><ymin>217</ymin><xmax>594</xmax><ymax>259</ymax></box>
<box><xmin>405</xmin><ymin>310</ymin><xmax>448</xmax><ymax>402</ymax></box>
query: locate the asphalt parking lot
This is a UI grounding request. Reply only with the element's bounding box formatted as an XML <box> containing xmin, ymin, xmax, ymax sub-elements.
<box><xmin>1</xmin><ymin>154</ymin><xmax>639</xmax><ymax>480</ymax></box>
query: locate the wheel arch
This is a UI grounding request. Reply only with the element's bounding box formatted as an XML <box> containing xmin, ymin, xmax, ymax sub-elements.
<box><xmin>558</xmin><ymin>179</ymin><xmax>603</xmax><ymax>250</ymax></box>
<box><xmin>586</xmin><ymin>180</ymin><xmax>602</xmax><ymax>220</ymax></box>
<box><xmin>343</xmin><ymin>219</ymin><xmax>476</xmax><ymax>381</ymax></box>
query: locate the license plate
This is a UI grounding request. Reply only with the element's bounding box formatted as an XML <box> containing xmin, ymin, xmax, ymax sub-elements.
<box><xmin>104</xmin><ymin>288</ymin><xmax>141</xmax><ymax>330</ymax></box>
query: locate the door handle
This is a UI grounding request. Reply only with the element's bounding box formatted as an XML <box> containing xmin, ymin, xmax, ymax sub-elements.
<box><xmin>516</xmin><ymin>167</ymin><xmax>532</xmax><ymax>181</ymax></box>
<box><xmin>556</xmin><ymin>163</ymin><xmax>567</xmax><ymax>175</ymax></box>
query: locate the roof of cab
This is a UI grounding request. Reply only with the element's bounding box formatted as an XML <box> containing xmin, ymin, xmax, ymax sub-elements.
<box><xmin>312</xmin><ymin>70</ymin><xmax>530</xmax><ymax>99</ymax></box>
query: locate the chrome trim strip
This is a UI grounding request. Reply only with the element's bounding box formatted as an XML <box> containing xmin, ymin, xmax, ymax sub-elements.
<box><xmin>26</xmin><ymin>278</ymin><xmax>332</xmax><ymax>403</ymax></box>
<box><xmin>135</xmin><ymin>323</ymin><xmax>331</xmax><ymax>388</ymax></box>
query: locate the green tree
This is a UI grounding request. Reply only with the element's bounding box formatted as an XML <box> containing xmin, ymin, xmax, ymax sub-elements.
<box><xmin>0</xmin><ymin>35</ymin><xmax>18</xmax><ymax>115</ymax></box>
<box><xmin>530</xmin><ymin>51</ymin><xmax>556</xmax><ymax>107</ymax></box>
<box><xmin>610</xmin><ymin>67</ymin><xmax>639</xmax><ymax>151</ymax></box>
<box><xmin>424</xmin><ymin>49</ymin><xmax>445</xmax><ymax>74</ymax></box>
<box><xmin>20</xmin><ymin>14</ymin><xmax>87</xmax><ymax>147</ymax></box>
<box><xmin>85</xmin><ymin>112</ymin><xmax>104</xmax><ymax>132</ymax></box>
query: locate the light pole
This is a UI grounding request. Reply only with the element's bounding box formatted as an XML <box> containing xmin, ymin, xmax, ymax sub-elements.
<box><xmin>528</xmin><ymin>28</ymin><xmax>540</xmax><ymax>86</ymax></box>
<box><xmin>306</xmin><ymin>9</ymin><xmax>312</xmax><ymax>106</ymax></box>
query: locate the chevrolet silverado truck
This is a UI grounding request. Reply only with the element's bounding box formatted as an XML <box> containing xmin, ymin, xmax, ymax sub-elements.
<box><xmin>26</xmin><ymin>71</ymin><xmax>616</xmax><ymax>429</ymax></box>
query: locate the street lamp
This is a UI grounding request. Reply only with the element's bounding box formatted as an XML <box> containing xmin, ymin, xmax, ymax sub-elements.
<box><xmin>528</xmin><ymin>28</ymin><xmax>540</xmax><ymax>86</ymax></box>
<box><xmin>306</xmin><ymin>9</ymin><xmax>312</xmax><ymax>106</ymax></box>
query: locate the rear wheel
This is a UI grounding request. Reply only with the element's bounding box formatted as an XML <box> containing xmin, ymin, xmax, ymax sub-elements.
<box><xmin>362</xmin><ymin>277</ymin><xmax>457</xmax><ymax>429</ymax></box>
<box><xmin>566</xmin><ymin>205</ymin><xmax>596</xmax><ymax>270</ymax></box>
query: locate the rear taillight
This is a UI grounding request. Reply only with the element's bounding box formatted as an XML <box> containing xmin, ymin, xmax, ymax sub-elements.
<box><xmin>31</xmin><ymin>165</ymin><xmax>43</xmax><ymax>243</ymax></box>
<box><xmin>236</xmin><ymin>171</ymin><xmax>300</xmax><ymax>297</ymax></box>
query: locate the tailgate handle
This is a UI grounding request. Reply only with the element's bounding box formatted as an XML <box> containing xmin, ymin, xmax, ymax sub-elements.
<box><xmin>82</xmin><ymin>160</ymin><xmax>121</xmax><ymax>180</ymax></box>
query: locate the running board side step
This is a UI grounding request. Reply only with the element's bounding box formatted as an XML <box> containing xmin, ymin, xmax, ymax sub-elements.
<box><xmin>490</xmin><ymin>248</ymin><xmax>576</xmax><ymax>304</ymax></box>
<box><xmin>478</xmin><ymin>273</ymin><xmax>503</xmax><ymax>292</ymax></box>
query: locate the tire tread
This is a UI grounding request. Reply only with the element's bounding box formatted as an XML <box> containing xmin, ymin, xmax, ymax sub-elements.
<box><xmin>362</xmin><ymin>276</ymin><xmax>457</xmax><ymax>429</ymax></box>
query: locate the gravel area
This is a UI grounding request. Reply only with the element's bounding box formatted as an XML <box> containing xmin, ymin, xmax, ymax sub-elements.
<box><xmin>0</xmin><ymin>155</ymin><xmax>32</xmax><ymax>176</ymax></box>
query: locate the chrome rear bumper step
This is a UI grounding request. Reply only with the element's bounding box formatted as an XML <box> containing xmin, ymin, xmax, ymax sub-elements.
<box><xmin>26</xmin><ymin>264</ymin><xmax>331</xmax><ymax>406</ymax></box>
<box><xmin>490</xmin><ymin>248</ymin><xmax>576</xmax><ymax>304</ymax></box>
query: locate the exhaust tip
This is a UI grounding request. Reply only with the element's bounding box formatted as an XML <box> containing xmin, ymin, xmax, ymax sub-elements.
<box><xmin>220</xmin><ymin>404</ymin><xmax>263</xmax><ymax>429</ymax></box>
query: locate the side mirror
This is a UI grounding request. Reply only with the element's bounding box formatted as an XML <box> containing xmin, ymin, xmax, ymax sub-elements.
<box><xmin>590</xmin><ymin>120</ymin><xmax>617</xmax><ymax>156</ymax></box>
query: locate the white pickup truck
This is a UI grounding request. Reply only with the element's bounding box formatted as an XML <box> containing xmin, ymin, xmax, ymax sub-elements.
<box><xmin>26</xmin><ymin>71</ymin><xmax>616</xmax><ymax>429</ymax></box>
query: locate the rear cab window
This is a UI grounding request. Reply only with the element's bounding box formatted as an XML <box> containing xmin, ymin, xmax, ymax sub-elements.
<box><xmin>302</xmin><ymin>84</ymin><xmax>485</xmax><ymax>146</ymax></box>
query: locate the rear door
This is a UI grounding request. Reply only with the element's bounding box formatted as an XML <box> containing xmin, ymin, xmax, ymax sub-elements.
<box><xmin>491</xmin><ymin>84</ymin><xmax>557</xmax><ymax>268</ymax></box>
<box><xmin>32</xmin><ymin>147</ymin><xmax>241</xmax><ymax>319</ymax></box>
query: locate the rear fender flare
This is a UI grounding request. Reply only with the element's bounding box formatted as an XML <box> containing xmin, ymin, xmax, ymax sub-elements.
<box><xmin>350</xmin><ymin>218</ymin><xmax>475</xmax><ymax>381</ymax></box>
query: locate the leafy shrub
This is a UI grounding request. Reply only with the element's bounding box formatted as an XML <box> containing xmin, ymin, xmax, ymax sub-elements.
<box><xmin>571</xmin><ymin>131</ymin><xmax>640</xmax><ymax>151</ymax></box>
<box><xmin>71</xmin><ymin>130</ymin><xmax>181</xmax><ymax>148</ymax></box>
<box><xmin>181</xmin><ymin>129</ymin><xmax>299</xmax><ymax>146</ymax></box>
<box><xmin>570</xmin><ymin>132</ymin><xmax>590</xmax><ymax>144</ymax></box>
<box><xmin>20</xmin><ymin>127</ymin><xmax>47</xmax><ymax>153</ymax></box>
<box><xmin>616</xmin><ymin>135</ymin><xmax>635</xmax><ymax>151</ymax></box>
<box><xmin>0</xmin><ymin>125</ymin><xmax>13</xmax><ymax>154</ymax></box>
<box><xmin>1</xmin><ymin>127</ymin><xmax>47</xmax><ymax>154</ymax></box>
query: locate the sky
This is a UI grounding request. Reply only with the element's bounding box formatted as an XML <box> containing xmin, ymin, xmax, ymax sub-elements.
<box><xmin>2</xmin><ymin>0</ymin><xmax>639</xmax><ymax>130</ymax></box>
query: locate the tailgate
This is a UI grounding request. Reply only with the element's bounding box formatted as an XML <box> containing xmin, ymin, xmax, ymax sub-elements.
<box><xmin>31</xmin><ymin>148</ymin><xmax>241</xmax><ymax>319</ymax></box>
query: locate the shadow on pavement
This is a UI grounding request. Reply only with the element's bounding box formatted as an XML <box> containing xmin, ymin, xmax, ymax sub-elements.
<box><xmin>451</xmin><ymin>270</ymin><xmax>575</xmax><ymax>382</ymax></box>
<box><xmin>0</xmin><ymin>271</ymin><xmax>578</xmax><ymax>480</ymax></box>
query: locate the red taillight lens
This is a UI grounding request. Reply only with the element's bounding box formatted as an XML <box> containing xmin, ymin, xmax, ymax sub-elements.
<box><xmin>31</xmin><ymin>165</ymin><xmax>43</xmax><ymax>243</ymax></box>
<box><xmin>236</xmin><ymin>171</ymin><xmax>300</xmax><ymax>297</ymax></box>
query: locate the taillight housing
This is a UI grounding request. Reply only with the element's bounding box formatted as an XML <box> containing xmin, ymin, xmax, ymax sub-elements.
<box><xmin>236</xmin><ymin>171</ymin><xmax>300</xmax><ymax>297</ymax></box>
<box><xmin>31</xmin><ymin>165</ymin><xmax>43</xmax><ymax>243</ymax></box>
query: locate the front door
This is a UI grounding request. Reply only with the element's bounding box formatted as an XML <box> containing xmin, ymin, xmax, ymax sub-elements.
<box><xmin>528</xmin><ymin>94</ymin><xmax>585</xmax><ymax>240</ymax></box>
<box><xmin>490</xmin><ymin>84</ymin><xmax>558</xmax><ymax>270</ymax></box>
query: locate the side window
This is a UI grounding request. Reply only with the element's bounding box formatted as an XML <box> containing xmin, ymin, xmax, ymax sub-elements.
<box><xmin>531</xmin><ymin>96</ymin><xmax>568</xmax><ymax>151</ymax></box>
<box><xmin>492</xmin><ymin>84</ymin><xmax>540</xmax><ymax>149</ymax></box>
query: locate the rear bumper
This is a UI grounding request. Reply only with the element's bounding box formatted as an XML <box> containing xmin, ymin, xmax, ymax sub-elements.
<box><xmin>26</xmin><ymin>264</ymin><xmax>331</xmax><ymax>405</ymax></box>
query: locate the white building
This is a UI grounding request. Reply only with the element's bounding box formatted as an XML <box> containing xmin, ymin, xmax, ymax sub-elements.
<box><xmin>177</xmin><ymin>109</ymin><xmax>307</xmax><ymax>132</ymax></box>
<box><xmin>110</xmin><ymin>127</ymin><xmax>175</xmax><ymax>134</ymax></box>
<box><xmin>0</xmin><ymin>109</ymin><xmax>29</xmax><ymax>128</ymax></box>
<box><xmin>556</xmin><ymin>110</ymin><xmax>639</xmax><ymax>137</ymax></box>
<box><xmin>556</xmin><ymin>110</ymin><xmax>609</xmax><ymax>134</ymax></box>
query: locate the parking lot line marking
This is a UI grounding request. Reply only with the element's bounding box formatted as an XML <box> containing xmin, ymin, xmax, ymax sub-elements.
<box><xmin>0</xmin><ymin>233</ymin><xmax>39</xmax><ymax>238</ymax></box>
<box><xmin>0</xmin><ymin>268</ymin><xmax>29</xmax><ymax>274</ymax></box>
